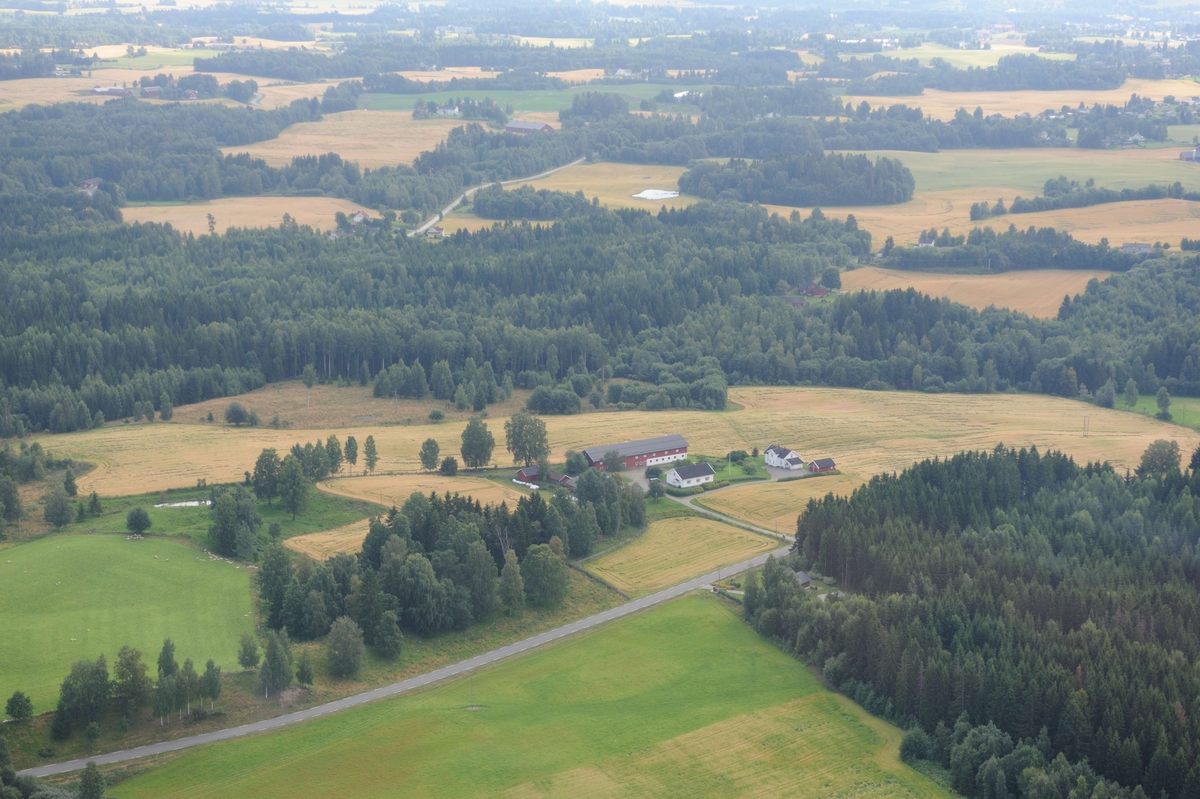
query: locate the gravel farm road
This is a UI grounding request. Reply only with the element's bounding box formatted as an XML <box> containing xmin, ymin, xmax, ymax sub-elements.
<box><xmin>20</xmin><ymin>544</ymin><xmax>789</xmax><ymax>778</ymax></box>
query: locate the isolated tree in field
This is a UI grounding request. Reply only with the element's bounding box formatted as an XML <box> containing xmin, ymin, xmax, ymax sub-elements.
<box><xmin>419</xmin><ymin>438</ymin><xmax>440</xmax><ymax>471</ymax></box>
<box><xmin>1124</xmin><ymin>378</ymin><xmax>1139</xmax><ymax>408</ymax></box>
<box><xmin>157</xmin><ymin>639</ymin><xmax>178</xmax><ymax>681</ymax></box>
<box><xmin>602</xmin><ymin>450</ymin><xmax>623</xmax><ymax>473</ymax></box>
<box><xmin>201</xmin><ymin>660</ymin><xmax>221</xmax><ymax>710</ymax></box>
<box><xmin>440</xmin><ymin>456</ymin><xmax>458</xmax><ymax>476</ymax></box>
<box><xmin>259</xmin><ymin>629</ymin><xmax>293</xmax><ymax>698</ymax></box>
<box><xmin>224</xmin><ymin>401</ymin><xmax>249</xmax><ymax>426</ymax></box>
<box><xmin>63</xmin><ymin>467</ymin><xmax>77</xmax><ymax>497</ymax></box>
<box><xmin>1138</xmin><ymin>439</ymin><xmax>1181</xmax><ymax>479</ymax></box>
<box><xmin>344</xmin><ymin>435</ymin><xmax>358</xmax><ymax>471</ymax></box>
<box><xmin>125</xmin><ymin>506</ymin><xmax>151</xmax><ymax>535</ymax></box>
<box><xmin>57</xmin><ymin>655</ymin><xmax>110</xmax><ymax>730</ymax></box>
<box><xmin>278</xmin><ymin>455</ymin><xmax>309</xmax><ymax>520</ymax></box>
<box><xmin>237</xmin><ymin>632</ymin><xmax>260</xmax><ymax>671</ymax></box>
<box><xmin>522</xmin><ymin>544</ymin><xmax>569</xmax><ymax>608</ymax></box>
<box><xmin>302</xmin><ymin>363</ymin><xmax>317</xmax><ymax>409</ymax></box>
<box><xmin>326</xmin><ymin>435</ymin><xmax>343</xmax><ymax>474</ymax></box>
<box><xmin>252</xmin><ymin>448</ymin><xmax>281</xmax><ymax>505</ymax></box>
<box><xmin>363</xmin><ymin>435</ymin><xmax>378</xmax><ymax>474</ymax></box>
<box><xmin>460</xmin><ymin>417</ymin><xmax>495</xmax><ymax>469</ymax></box>
<box><xmin>375</xmin><ymin>610</ymin><xmax>403</xmax><ymax>660</ymax></box>
<box><xmin>296</xmin><ymin>651</ymin><xmax>314</xmax><ymax>686</ymax></box>
<box><xmin>1156</xmin><ymin>386</ymin><xmax>1172</xmax><ymax>420</ymax></box>
<box><xmin>112</xmin><ymin>646</ymin><xmax>152</xmax><ymax>718</ymax></box>
<box><xmin>5</xmin><ymin>690</ymin><xmax>32</xmax><ymax>722</ymax></box>
<box><xmin>498</xmin><ymin>549</ymin><xmax>524</xmax><ymax>615</ymax></box>
<box><xmin>159</xmin><ymin>391</ymin><xmax>173</xmax><ymax>421</ymax></box>
<box><xmin>504</xmin><ymin>411</ymin><xmax>550</xmax><ymax>467</ymax></box>
<box><xmin>326</xmin><ymin>616</ymin><xmax>365</xmax><ymax>679</ymax></box>
<box><xmin>79</xmin><ymin>761</ymin><xmax>105</xmax><ymax>799</ymax></box>
<box><xmin>44</xmin><ymin>489</ymin><xmax>74</xmax><ymax>528</ymax></box>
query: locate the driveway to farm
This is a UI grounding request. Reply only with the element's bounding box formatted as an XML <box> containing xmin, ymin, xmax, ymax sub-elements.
<box><xmin>19</xmin><ymin>544</ymin><xmax>788</xmax><ymax>779</ymax></box>
<box><xmin>408</xmin><ymin>156</ymin><xmax>587</xmax><ymax>236</ymax></box>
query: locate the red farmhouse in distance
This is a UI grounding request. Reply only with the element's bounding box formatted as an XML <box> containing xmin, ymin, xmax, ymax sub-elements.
<box><xmin>582</xmin><ymin>434</ymin><xmax>689</xmax><ymax>470</ymax></box>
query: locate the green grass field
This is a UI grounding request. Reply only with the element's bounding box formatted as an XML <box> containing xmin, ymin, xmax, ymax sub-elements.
<box><xmin>111</xmin><ymin>594</ymin><xmax>949</xmax><ymax>799</ymax></box>
<box><xmin>358</xmin><ymin>83</ymin><xmax>705</xmax><ymax>113</ymax></box>
<box><xmin>1127</xmin><ymin>394</ymin><xmax>1200</xmax><ymax>434</ymax></box>
<box><xmin>0</xmin><ymin>535</ymin><xmax>253</xmax><ymax>713</ymax></box>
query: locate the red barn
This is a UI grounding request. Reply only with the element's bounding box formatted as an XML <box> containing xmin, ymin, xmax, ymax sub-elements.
<box><xmin>582</xmin><ymin>435</ymin><xmax>688</xmax><ymax>470</ymax></box>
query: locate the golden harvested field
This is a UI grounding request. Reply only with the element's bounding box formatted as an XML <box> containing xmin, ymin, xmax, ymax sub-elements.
<box><xmin>321</xmin><ymin>474</ymin><xmax>527</xmax><ymax>509</ymax></box>
<box><xmin>511</xmin><ymin>162</ymin><xmax>695</xmax><ymax>210</ymax></box>
<box><xmin>221</xmin><ymin>110</ymin><xmax>461</xmax><ymax>168</ymax></box>
<box><xmin>43</xmin><ymin>385</ymin><xmax>1198</xmax><ymax>499</ymax></box>
<box><xmin>121</xmin><ymin>195</ymin><xmax>365</xmax><ymax>235</ymax></box>
<box><xmin>177</xmin><ymin>382</ymin><xmax>531</xmax><ymax>429</ymax></box>
<box><xmin>547</xmin><ymin>68</ymin><xmax>607</xmax><ymax>82</ymax></box>
<box><xmin>843</xmin><ymin>77</ymin><xmax>1200</xmax><ymax>121</ymax></box>
<box><xmin>840</xmin><ymin>266</ymin><xmax>1112</xmax><ymax>318</ymax></box>
<box><xmin>284</xmin><ymin>518</ymin><xmax>371</xmax><ymax>559</ymax></box>
<box><xmin>584</xmin><ymin>516</ymin><xmax>778</xmax><ymax>595</ymax></box>
<box><xmin>699</xmin><ymin>474</ymin><xmax>865</xmax><ymax>534</ymax></box>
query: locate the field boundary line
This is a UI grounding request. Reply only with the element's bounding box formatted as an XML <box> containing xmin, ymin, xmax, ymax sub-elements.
<box><xmin>19</xmin><ymin>545</ymin><xmax>788</xmax><ymax>779</ymax></box>
<box><xmin>408</xmin><ymin>157</ymin><xmax>587</xmax><ymax>237</ymax></box>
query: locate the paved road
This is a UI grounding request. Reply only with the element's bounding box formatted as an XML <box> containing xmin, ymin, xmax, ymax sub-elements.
<box><xmin>408</xmin><ymin>157</ymin><xmax>587</xmax><ymax>236</ymax></box>
<box><xmin>19</xmin><ymin>545</ymin><xmax>788</xmax><ymax>779</ymax></box>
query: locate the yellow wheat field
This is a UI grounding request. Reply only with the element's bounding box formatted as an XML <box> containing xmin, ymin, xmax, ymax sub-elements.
<box><xmin>121</xmin><ymin>195</ymin><xmax>367</xmax><ymax>235</ymax></box>
<box><xmin>221</xmin><ymin>110</ymin><xmax>463</xmax><ymax>168</ymax></box>
<box><xmin>284</xmin><ymin>519</ymin><xmax>371</xmax><ymax>559</ymax></box>
<box><xmin>842</xmin><ymin>77</ymin><xmax>1200</xmax><ymax>121</ymax></box>
<box><xmin>699</xmin><ymin>474</ymin><xmax>865</xmax><ymax>535</ymax></box>
<box><xmin>584</xmin><ymin>516</ymin><xmax>778</xmax><ymax>596</ymax></box>
<box><xmin>840</xmin><ymin>266</ymin><xmax>1111</xmax><ymax>318</ymax></box>
<box><xmin>321</xmin><ymin>473</ymin><xmax>528</xmax><ymax>510</ymax></box>
<box><xmin>43</xmin><ymin>385</ymin><xmax>1198</xmax><ymax>505</ymax></box>
<box><xmin>510</xmin><ymin>162</ymin><xmax>694</xmax><ymax>210</ymax></box>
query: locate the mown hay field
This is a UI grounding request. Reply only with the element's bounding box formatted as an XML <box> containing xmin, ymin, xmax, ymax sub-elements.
<box><xmin>699</xmin><ymin>474</ymin><xmax>866</xmax><ymax>535</ymax></box>
<box><xmin>584</xmin><ymin>516</ymin><xmax>779</xmax><ymax>595</ymax></box>
<box><xmin>842</xmin><ymin>77</ymin><xmax>1200</xmax><ymax>121</ymax></box>
<box><xmin>1</xmin><ymin>535</ymin><xmax>253</xmax><ymax>713</ymax></box>
<box><xmin>321</xmin><ymin>474</ymin><xmax>528</xmax><ymax>510</ymax></box>
<box><xmin>110</xmin><ymin>594</ymin><xmax>950</xmax><ymax>799</ymax></box>
<box><xmin>840</xmin><ymin>39</ymin><xmax>1074</xmax><ymax>70</ymax></box>
<box><xmin>222</xmin><ymin>109</ymin><xmax>462</xmax><ymax>168</ymax></box>
<box><xmin>284</xmin><ymin>519</ymin><xmax>372</xmax><ymax>559</ymax></box>
<box><xmin>510</xmin><ymin>161</ymin><xmax>694</xmax><ymax>209</ymax></box>
<box><xmin>121</xmin><ymin>195</ymin><xmax>365</xmax><ymax>235</ymax></box>
<box><xmin>42</xmin><ymin>385</ymin><xmax>1197</xmax><ymax>502</ymax></box>
<box><xmin>840</xmin><ymin>266</ymin><xmax>1112</xmax><ymax>318</ymax></box>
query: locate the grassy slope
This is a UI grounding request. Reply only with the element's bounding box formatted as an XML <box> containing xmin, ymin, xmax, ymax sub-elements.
<box><xmin>0</xmin><ymin>534</ymin><xmax>253</xmax><ymax>713</ymax></box>
<box><xmin>111</xmin><ymin>595</ymin><xmax>949</xmax><ymax>799</ymax></box>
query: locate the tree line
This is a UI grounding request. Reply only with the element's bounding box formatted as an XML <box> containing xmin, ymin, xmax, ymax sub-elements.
<box><xmin>743</xmin><ymin>444</ymin><xmax>1200</xmax><ymax>798</ymax></box>
<box><xmin>971</xmin><ymin>176</ymin><xmax>1197</xmax><ymax>220</ymax></box>
<box><xmin>820</xmin><ymin>51</ymin><xmax>1128</xmax><ymax>94</ymax></box>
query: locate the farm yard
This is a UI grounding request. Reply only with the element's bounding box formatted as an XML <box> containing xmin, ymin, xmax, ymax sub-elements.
<box><xmin>0</xmin><ymin>535</ymin><xmax>254</xmax><ymax>713</ymax></box>
<box><xmin>840</xmin><ymin>266</ymin><xmax>1111</xmax><ymax>318</ymax></box>
<box><xmin>582</xmin><ymin>515</ymin><xmax>779</xmax><ymax>596</ymax></box>
<box><xmin>108</xmin><ymin>595</ymin><xmax>949</xmax><ymax>799</ymax></box>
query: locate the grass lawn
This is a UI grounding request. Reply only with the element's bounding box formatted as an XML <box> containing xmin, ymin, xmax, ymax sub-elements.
<box><xmin>110</xmin><ymin>594</ymin><xmax>949</xmax><ymax>798</ymax></box>
<box><xmin>1127</xmin><ymin>394</ymin><xmax>1200</xmax><ymax>435</ymax></box>
<box><xmin>0</xmin><ymin>534</ymin><xmax>253</xmax><ymax>713</ymax></box>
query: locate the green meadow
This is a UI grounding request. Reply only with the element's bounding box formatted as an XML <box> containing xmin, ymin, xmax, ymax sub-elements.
<box><xmin>0</xmin><ymin>535</ymin><xmax>253</xmax><ymax>713</ymax></box>
<box><xmin>111</xmin><ymin>594</ymin><xmax>949</xmax><ymax>799</ymax></box>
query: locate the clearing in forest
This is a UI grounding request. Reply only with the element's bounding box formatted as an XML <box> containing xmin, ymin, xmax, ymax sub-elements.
<box><xmin>321</xmin><ymin>474</ymin><xmax>528</xmax><ymax>510</ymax></box>
<box><xmin>109</xmin><ymin>595</ymin><xmax>950</xmax><ymax>799</ymax></box>
<box><xmin>0</xmin><ymin>535</ymin><xmax>253</xmax><ymax>714</ymax></box>
<box><xmin>840</xmin><ymin>266</ymin><xmax>1111</xmax><ymax>318</ymax></box>
<box><xmin>283</xmin><ymin>519</ymin><xmax>372</xmax><ymax>559</ymax></box>
<box><xmin>121</xmin><ymin>195</ymin><xmax>366</xmax><ymax>235</ymax></box>
<box><xmin>584</xmin><ymin>515</ymin><xmax>778</xmax><ymax>595</ymax></box>
<box><xmin>42</xmin><ymin>385</ymin><xmax>1198</xmax><ymax>499</ymax></box>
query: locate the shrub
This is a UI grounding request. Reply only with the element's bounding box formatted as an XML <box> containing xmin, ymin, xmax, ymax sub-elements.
<box><xmin>326</xmin><ymin>616</ymin><xmax>364</xmax><ymax>679</ymax></box>
<box><xmin>439</xmin><ymin>456</ymin><xmax>459</xmax><ymax>476</ymax></box>
<box><xmin>900</xmin><ymin>728</ymin><xmax>932</xmax><ymax>763</ymax></box>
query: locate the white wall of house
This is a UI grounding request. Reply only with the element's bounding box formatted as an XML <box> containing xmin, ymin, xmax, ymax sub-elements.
<box><xmin>665</xmin><ymin>469</ymin><xmax>714</xmax><ymax>488</ymax></box>
<box><xmin>765</xmin><ymin>448</ymin><xmax>803</xmax><ymax>469</ymax></box>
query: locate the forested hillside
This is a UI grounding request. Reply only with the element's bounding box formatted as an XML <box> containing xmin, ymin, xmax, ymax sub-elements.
<box><xmin>746</xmin><ymin>446</ymin><xmax>1200</xmax><ymax>797</ymax></box>
<box><xmin>678</xmin><ymin>153</ymin><xmax>915</xmax><ymax>206</ymax></box>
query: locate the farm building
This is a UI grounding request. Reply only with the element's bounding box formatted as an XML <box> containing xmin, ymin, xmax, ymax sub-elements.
<box><xmin>349</xmin><ymin>211</ymin><xmax>370</xmax><ymax>226</ymax></box>
<box><xmin>91</xmin><ymin>86</ymin><xmax>132</xmax><ymax>97</ymax></box>
<box><xmin>784</xmin><ymin>567</ymin><xmax>812</xmax><ymax>589</ymax></box>
<box><xmin>505</xmin><ymin>120</ymin><xmax>554</xmax><ymax>134</ymax></box>
<box><xmin>802</xmin><ymin>282</ymin><xmax>830</xmax><ymax>297</ymax></box>
<box><xmin>808</xmin><ymin>458</ymin><xmax>837</xmax><ymax>473</ymax></box>
<box><xmin>582</xmin><ymin>434</ymin><xmax>688</xmax><ymax>470</ymax></box>
<box><xmin>515</xmin><ymin>466</ymin><xmax>577</xmax><ymax>490</ymax></box>
<box><xmin>1182</xmin><ymin>148</ymin><xmax>1199</xmax><ymax>162</ymax></box>
<box><xmin>141</xmin><ymin>85</ymin><xmax>162</xmax><ymax>98</ymax></box>
<box><xmin>78</xmin><ymin>178</ymin><xmax>103</xmax><ymax>196</ymax></box>
<box><xmin>1121</xmin><ymin>243</ymin><xmax>1153</xmax><ymax>253</ymax></box>
<box><xmin>425</xmin><ymin>226</ymin><xmax>446</xmax><ymax>237</ymax></box>
<box><xmin>764</xmin><ymin>444</ymin><xmax>804</xmax><ymax>470</ymax></box>
<box><xmin>665</xmin><ymin>462</ymin><xmax>715</xmax><ymax>488</ymax></box>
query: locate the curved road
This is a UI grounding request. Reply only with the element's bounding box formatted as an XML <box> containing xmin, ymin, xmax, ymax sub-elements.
<box><xmin>408</xmin><ymin>157</ymin><xmax>587</xmax><ymax>236</ymax></box>
<box><xmin>20</xmin><ymin>544</ymin><xmax>788</xmax><ymax>779</ymax></box>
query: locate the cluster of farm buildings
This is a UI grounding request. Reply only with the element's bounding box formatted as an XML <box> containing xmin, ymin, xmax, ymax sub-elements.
<box><xmin>513</xmin><ymin>434</ymin><xmax>836</xmax><ymax>491</ymax></box>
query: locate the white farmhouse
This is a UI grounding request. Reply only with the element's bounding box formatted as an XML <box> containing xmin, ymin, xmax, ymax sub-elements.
<box><xmin>665</xmin><ymin>462</ymin><xmax>715</xmax><ymax>488</ymax></box>
<box><xmin>764</xmin><ymin>444</ymin><xmax>804</xmax><ymax>470</ymax></box>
